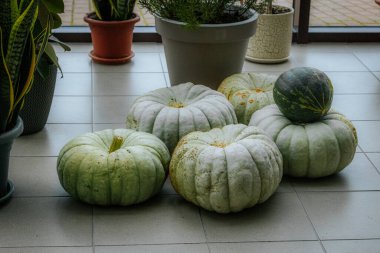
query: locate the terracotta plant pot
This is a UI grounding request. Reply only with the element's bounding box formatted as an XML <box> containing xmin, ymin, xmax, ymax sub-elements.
<box><xmin>0</xmin><ymin>117</ymin><xmax>23</xmax><ymax>204</ymax></box>
<box><xmin>84</xmin><ymin>12</ymin><xmax>140</xmax><ymax>65</ymax></box>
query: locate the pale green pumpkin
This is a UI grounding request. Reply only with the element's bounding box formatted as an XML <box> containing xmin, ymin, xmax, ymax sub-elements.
<box><xmin>126</xmin><ymin>82</ymin><xmax>237</xmax><ymax>153</ymax></box>
<box><xmin>218</xmin><ymin>73</ymin><xmax>277</xmax><ymax>125</ymax></box>
<box><xmin>170</xmin><ymin>124</ymin><xmax>283</xmax><ymax>213</ymax></box>
<box><xmin>57</xmin><ymin>129</ymin><xmax>170</xmax><ymax>206</ymax></box>
<box><xmin>249</xmin><ymin>104</ymin><xmax>358</xmax><ymax>178</ymax></box>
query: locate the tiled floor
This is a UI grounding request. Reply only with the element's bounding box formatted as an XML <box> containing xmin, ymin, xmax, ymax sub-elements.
<box><xmin>1</xmin><ymin>42</ymin><xmax>380</xmax><ymax>252</ymax></box>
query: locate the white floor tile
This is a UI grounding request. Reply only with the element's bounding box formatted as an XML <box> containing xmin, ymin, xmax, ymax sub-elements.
<box><xmin>290</xmin><ymin>153</ymin><xmax>380</xmax><ymax>191</ymax></box>
<box><xmin>209</xmin><ymin>241</ymin><xmax>324</xmax><ymax>253</ymax></box>
<box><xmin>299</xmin><ymin>192</ymin><xmax>380</xmax><ymax>240</ymax></box>
<box><xmin>354</xmin><ymin>121</ymin><xmax>380</xmax><ymax>152</ymax></box>
<box><xmin>294</xmin><ymin>52</ymin><xmax>367</xmax><ymax>71</ymax></box>
<box><xmin>48</xmin><ymin>96</ymin><xmax>92</xmax><ymax>123</ymax></box>
<box><xmin>57</xmin><ymin>53</ymin><xmax>92</xmax><ymax>73</ymax></box>
<box><xmin>92</xmin><ymin>53</ymin><xmax>163</xmax><ymax>73</ymax></box>
<box><xmin>94</xmin><ymin>195</ymin><xmax>206</xmax><ymax>245</ymax></box>
<box><xmin>0</xmin><ymin>198</ymin><xmax>92</xmax><ymax>247</ymax></box>
<box><xmin>323</xmin><ymin>239</ymin><xmax>380</xmax><ymax>253</ymax></box>
<box><xmin>332</xmin><ymin>94</ymin><xmax>380</xmax><ymax>120</ymax></box>
<box><xmin>9</xmin><ymin>157</ymin><xmax>67</xmax><ymax>197</ymax></box>
<box><xmin>327</xmin><ymin>72</ymin><xmax>380</xmax><ymax>94</ymax></box>
<box><xmin>55</xmin><ymin>73</ymin><xmax>92</xmax><ymax>96</ymax></box>
<box><xmin>355</xmin><ymin>52</ymin><xmax>380</xmax><ymax>71</ymax></box>
<box><xmin>0</xmin><ymin>247</ymin><xmax>93</xmax><ymax>253</ymax></box>
<box><xmin>93</xmin><ymin>72</ymin><xmax>166</xmax><ymax>95</ymax></box>
<box><xmin>95</xmin><ymin>244</ymin><xmax>209</xmax><ymax>253</ymax></box>
<box><xmin>11</xmin><ymin>124</ymin><xmax>92</xmax><ymax>156</ymax></box>
<box><xmin>93</xmin><ymin>96</ymin><xmax>138</xmax><ymax>123</ymax></box>
<box><xmin>201</xmin><ymin>193</ymin><xmax>317</xmax><ymax>242</ymax></box>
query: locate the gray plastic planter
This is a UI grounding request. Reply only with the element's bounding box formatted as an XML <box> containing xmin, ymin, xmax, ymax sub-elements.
<box><xmin>20</xmin><ymin>63</ymin><xmax>57</xmax><ymax>135</ymax></box>
<box><xmin>0</xmin><ymin>117</ymin><xmax>23</xmax><ymax>204</ymax></box>
<box><xmin>155</xmin><ymin>12</ymin><xmax>258</xmax><ymax>90</ymax></box>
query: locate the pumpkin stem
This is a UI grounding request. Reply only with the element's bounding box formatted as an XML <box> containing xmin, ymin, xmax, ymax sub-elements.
<box><xmin>168</xmin><ymin>98</ymin><xmax>184</xmax><ymax>108</ymax></box>
<box><xmin>109</xmin><ymin>136</ymin><xmax>124</xmax><ymax>153</ymax></box>
<box><xmin>211</xmin><ymin>142</ymin><xmax>228</xmax><ymax>148</ymax></box>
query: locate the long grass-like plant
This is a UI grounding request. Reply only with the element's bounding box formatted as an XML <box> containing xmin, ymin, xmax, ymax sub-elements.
<box><xmin>91</xmin><ymin>0</ymin><xmax>137</xmax><ymax>21</ymax></box>
<box><xmin>0</xmin><ymin>0</ymin><xmax>49</xmax><ymax>133</ymax></box>
<box><xmin>139</xmin><ymin>0</ymin><xmax>260</xmax><ymax>28</ymax></box>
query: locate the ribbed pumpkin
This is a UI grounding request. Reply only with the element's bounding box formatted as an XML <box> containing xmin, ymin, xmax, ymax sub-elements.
<box><xmin>249</xmin><ymin>105</ymin><xmax>357</xmax><ymax>178</ymax></box>
<box><xmin>170</xmin><ymin>124</ymin><xmax>283</xmax><ymax>213</ymax></box>
<box><xmin>126</xmin><ymin>82</ymin><xmax>237</xmax><ymax>153</ymax></box>
<box><xmin>57</xmin><ymin>129</ymin><xmax>170</xmax><ymax>206</ymax></box>
<box><xmin>273</xmin><ymin>67</ymin><xmax>333</xmax><ymax>123</ymax></box>
<box><xmin>218</xmin><ymin>73</ymin><xmax>277</xmax><ymax>125</ymax></box>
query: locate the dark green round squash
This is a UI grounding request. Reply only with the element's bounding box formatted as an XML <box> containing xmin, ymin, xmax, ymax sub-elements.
<box><xmin>273</xmin><ymin>67</ymin><xmax>333</xmax><ymax>123</ymax></box>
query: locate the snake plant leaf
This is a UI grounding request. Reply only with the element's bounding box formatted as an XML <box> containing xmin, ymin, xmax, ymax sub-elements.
<box><xmin>41</xmin><ymin>0</ymin><xmax>64</xmax><ymax>14</ymax></box>
<box><xmin>12</xmin><ymin>33</ymin><xmax>36</xmax><ymax>122</ymax></box>
<box><xmin>0</xmin><ymin>0</ymin><xmax>19</xmax><ymax>48</ymax></box>
<box><xmin>50</xmin><ymin>12</ymin><xmax>63</xmax><ymax>29</ymax></box>
<box><xmin>92</xmin><ymin>0</ymin><xmax>113</xmax><ymax>20</ymax></box>
<box><xmin>6</xmin><ymin>0</ymin><xmax>38</xmax><ymax>90</ymax></box>
<box><xmin>116</xmin><ymin>0</ymin><xmax>127</xmax><ymax>19</ymax></box>
<box><xmin>0</xmin><ymin>29</ymin><xmax>14</xmax><ymax>132</ymax></box>
<box><xmin>117</xmin><ymin>0</ymin><xmax>134</xmax><ymax>20</ymax></box>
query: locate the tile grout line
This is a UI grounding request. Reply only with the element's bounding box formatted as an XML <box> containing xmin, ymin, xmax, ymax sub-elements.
<box><xmin>91</xmin><ymin>59</ymin><xmax>94</xmax><ymax>133</ymax></box>
<box><xmin>198</xmin><ymin>208</ymin><xmax>212</xmax><ymax>253</ymax></box>
<box><xmin>351</xmin><ymin>51</ymin><xmax>375</xmax><ymax>73</ymax></box>
<box><xmin>90</xmin><ymin>54</ymin><xmax>95</xmax><ymax>253</ymax></box>
<box><xmin>293</xmin><ymin>190</ymin><xmax>328</xmax><ymax>253</ymax></box>
<box><xmin>92</xmin><ymin>206</ymin><xmax>95</xmax><ymax>253</ymax></box>
<box><xmin>363</xmin><ymin>152</ymin><xmax>380</xmax><ymax>175</ymax></box>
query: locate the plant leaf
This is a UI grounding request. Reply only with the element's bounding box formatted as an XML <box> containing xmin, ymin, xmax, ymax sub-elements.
<box><xmin>41</xmin><ymin>0</ymin><xmax>65</xmax><ymax>13</ymax></box>
<box><xmin>0</xmin><ymin>28</ymin><xmax>14</xmax><ymax>132</ymax></box>
<box><xmin>6</xmin><ymin>0</ymin><xmax>38</xmax><ymax>88</ymax></box>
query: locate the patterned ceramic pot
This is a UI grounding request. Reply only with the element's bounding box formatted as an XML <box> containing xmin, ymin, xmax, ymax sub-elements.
<box><xmin>246</xmin><ymin>6</ymin><xmax>294</xmax><ymax>63</ymax></box>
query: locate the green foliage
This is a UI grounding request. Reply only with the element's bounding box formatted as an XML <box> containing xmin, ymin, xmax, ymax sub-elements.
<box><xmin>250</xmin><ymin>0</ymin><xmax>291</xmax><ymax>14</ymax></box>
<box><xmin>35</xmin><ymin>0</ymin><xmax>70</xmax><ymax>78</ymax></box>
<box><xmin>138</xmin><ymin>0</ymin><xmax>259</xmax><ymax>28</ymax></box>
<box><xmin>92</xmin><ymin>0</ymin><xmax>137</xmax><ymax>21</ymax></box>
<box><xmin>0</xmin><ymin>0</ymin><xmax>49</xmax><ymax>133</ymax></box>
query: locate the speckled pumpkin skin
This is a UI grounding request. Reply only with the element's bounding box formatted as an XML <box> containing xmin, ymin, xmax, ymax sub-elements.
<box><xmin>170</xmin><ymin>124</ymin><xmax>283</xmax><ymax>214</ymax></box>
<box><xmin>126</xmin><ymin>82</ymin><xmax>237</xmax><ymax>153</ymax></box>
<box><xmin>57</xmin><ymin>129</ymin><xmax>170</xmax><ymax>206</ymax></box>
<box><xmin>249</xmin><ymin>105</ymin><xmax>358</xmax><ymax>178</ymax></box>
<box><xmin>218</xmin><ymin>73</ymin><xmax>277</xmax><ymax>125</ymax></box>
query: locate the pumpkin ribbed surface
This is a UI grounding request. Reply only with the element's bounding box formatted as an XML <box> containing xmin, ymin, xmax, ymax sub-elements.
<box><xmin>126</xmin><ymin>82</ymin><xmax>237</xmax><ymax>153</ymax></box>
<box><xmin>170</xmin><ymin>124</ymin><xmax>283</xmax><ymax>213</ymax></box>
<box><xmin>57</xmin><ymin>129</ymin><xmax>170</xmax><ymax>206</ymax></box>
<box><xmin>249</xmin><ymin>105</ymin><xmax>357</xmax><ymax>178</ymax></box>
<box><xmin>218</xmin><ymin>73</ymin><xmax>276</xmax><ymax>125</ymax></box>
<box><xmin>273</xmin><ymin>67</ymin><xmax>333</xmax><ymax>123</ymax></box>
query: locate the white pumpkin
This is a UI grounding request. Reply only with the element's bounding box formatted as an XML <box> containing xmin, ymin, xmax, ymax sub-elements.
<box><xmin>218</xmin><ymin>72</ymin><xmax>276</xmax><ymax>124</ymax></box>
<box><xmin>249</xmin><ymin>104</ymin><xmax>358</xmax><ymax>178</ymax></box>
<box><xmin>170</xmin><ymin>124</ymin><xmax>283</xmax><ymax>213</ymax></box>
<box><xmin>126</xmin><ymin>83</ymin><xmax>237</xmax><ymax>152</ymax></box>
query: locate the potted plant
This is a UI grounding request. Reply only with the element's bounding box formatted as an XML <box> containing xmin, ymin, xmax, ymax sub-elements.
<box><xmin>84</xmin><ymin>0</ymin><xmax>140</xmax><ymax>64</ymax></box>
<box><xmin>139</xmin><ymin>0</ymin><xmax>260</xmax><ymax>90</ymax></box>
<box><xmin>245</xmin><ymin>0</ymin><xmax>294</xmax><ymax>63</ymax></box>
<box><xmin>20</xmin><ymin>0</ymin><xmax>71</xmax><ymax>135</ymax></box>
<box><xmin>0</xmin><ymin>0</ymin><xmax>49</xmax><ymax>203</ymax></box>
